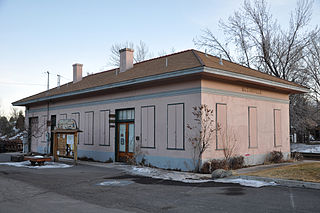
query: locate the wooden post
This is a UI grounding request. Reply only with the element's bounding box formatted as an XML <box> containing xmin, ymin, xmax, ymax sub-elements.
<box><xmin>53</xmin><ymin>133</ymin><xmax>58</xmax><ymax>162</ymax></box>
<box><xmin>74</xmin><ymin>132</ymin><xmax>78</xmax><ymax>165</ymax></box>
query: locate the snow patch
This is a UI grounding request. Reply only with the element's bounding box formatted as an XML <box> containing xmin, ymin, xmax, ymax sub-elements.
<box><xmin>97</xmin><ymin>180</ymin><xmax>133</xmax><ymax>186</ymax></box>
<box><xmin>291</xmin><ymin>143</ymin><xmax>320</xmax><ymax>153</ymax></box>
<box><xmin>129</xmin><ymin>166</ymin><xmax>212</xmax><ymax>183</ymax></box>
<box><xmin>127</xmin><ymin>166</ymin><xmax>278</xmax><ymax>187</ymax></box>
<box><xmin>8</xmin><ymin>132</ymin><xmax>24</xmax><ymax>140</ymax></box>
<box><xmin>214</xmin><ymin>178</ymin><xmax>278</xmax><ymax>187</ymax></box>
<box><xmin>0</xmin><ymin>161</ymin><xmax>72</xmax><ymax>169</ymax></box>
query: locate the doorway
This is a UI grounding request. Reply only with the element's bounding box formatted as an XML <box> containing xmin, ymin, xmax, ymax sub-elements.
<box><xmin>115</xmin><ymin>109</ymin><xmax>135</xmax><ymax>162</ymax></box>
<box><xmin>117</xmin><ymin>122</ymin><xmax>135</xmax><ymax>161</ymax></box>
<box><xmin>50</xmin><ymin>115</ymin><xmax>56</xmax><ymax>155</ymax></box>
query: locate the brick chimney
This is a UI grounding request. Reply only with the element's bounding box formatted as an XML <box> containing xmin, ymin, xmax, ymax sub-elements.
<box><xmin>73</xmin><ymin>63</ymin><xmax>83</xmax><ymax>83</ymax></box>
<box><xmin>119</xmin><ymin>48</ymin><xmax>134</xmax><ymax>73</ymax></box>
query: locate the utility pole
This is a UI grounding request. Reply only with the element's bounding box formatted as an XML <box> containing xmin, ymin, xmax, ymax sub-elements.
<box><xmin>46</xmin><ymin>71</ymin><xmax>50</xmax><ymax>91</ymax></box>
<box><xmin>46</xmin><ymin>71</ymin><xmax>50</xmax><ymax>154</ymax></box>
<box><xmin>57</xmin><ymin>74</ymin><xmax>61</xmax><ymax>88</ymax></box>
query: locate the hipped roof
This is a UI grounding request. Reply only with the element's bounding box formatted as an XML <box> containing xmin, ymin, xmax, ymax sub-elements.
<box><xmin>13</xmin><ymin>49</ymin><xmax>308</xmax><ymax>106</ymax></box>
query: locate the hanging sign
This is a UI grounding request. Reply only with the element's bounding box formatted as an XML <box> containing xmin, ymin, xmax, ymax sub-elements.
<box><xmin>57</xmin><ymin>119</ymin><xmax>77</xmax><ymax>130</ymax></box>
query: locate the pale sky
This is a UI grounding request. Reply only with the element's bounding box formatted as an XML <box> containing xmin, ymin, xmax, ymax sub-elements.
<box><xmin>0</xmin><ymin>0</ymin><xmax>319</xmax><ymax>116</ymax></box>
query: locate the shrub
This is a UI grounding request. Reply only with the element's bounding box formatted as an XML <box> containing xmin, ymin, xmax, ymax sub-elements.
<box><xmin>268</xmin><ymin>151</ymin><xmax>283</xmax><ymax>163</ymax></box>
<box><xmin>200</xmin><ymin>161</ymin><xmax>211</xmax><ymax>174</ymax></box>
<box><xmin>78</xmin><ymin>156</ymin><xmax>95</xmax><ymax>162</ymax></box>
<box><xmin>210</xmin><ymin>159</ymin><xmax>227</xmax><ymax>171</ymax></box>
<box><xmin>140</xmin><ymin>157</ymin><xmax>146</xmax><ymax>166</ymax></box>
<box><xmin>228</xmin><ymin>156</ymin><xmax>244</xmax><ymax>170</ymax></box>
<box><xmin>291</xmin><ymin>152</ymin><xmax>303</xmax><ymax>161</ymax></box>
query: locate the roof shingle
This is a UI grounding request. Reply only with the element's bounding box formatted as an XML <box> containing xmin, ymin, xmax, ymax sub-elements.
<box><xmin>13</xmin><ymin>49</ymin><xmax>306</xmax><ymax>106</ymax></box>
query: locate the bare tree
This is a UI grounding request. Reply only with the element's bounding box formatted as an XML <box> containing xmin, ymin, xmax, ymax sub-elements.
<box><xmin>187</xmin><ymin>105</ymin><xmax>218</xmax><ymax>172</ymax></box>
<box><xmin>158</xmin><ymin>47</ymin><xmax>176</xmax><ymax>57</ymax></box>
<box><xmin>290</xmin><ymin>94</ymin><xmax>317</xmax><ymax>140</ymax></box>
<box><xmin>194</xmin><ymin>0</ymin><xmax>318</xmax><ymax>84</ymax></box>
<box><xmin>218</xmin><ymin>128</ymin><xmax>239</xmax><ymax>162</ymax></box>
<box><xmin>305</xmin><ymin>34</ymin><xmax>320</xmax><ymax>96</ymax></box>
<box><xmin>194</xmin><ymin>0</ymin><xmax>319</xmax><ymax>141</ymax></box>
<box><xmin>109</xmin><ymin>40</ymin><xmax>150</xmax><ymax>66</ymax></box>
<box><xmin>135</xmin><ymin>40</ymin><xmax>149</xmax><ymax>63</ymax></box>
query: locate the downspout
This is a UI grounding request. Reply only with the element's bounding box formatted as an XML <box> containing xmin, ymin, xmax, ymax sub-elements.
<box><xmin>26</xmin><ymin>106</ymin><xmax>31</xmax><ymax>153</ymax></box>
<box><xmin>46</xmin><ymin>101</ymin><xmax>50</xmax><ymax>154</ymax></box>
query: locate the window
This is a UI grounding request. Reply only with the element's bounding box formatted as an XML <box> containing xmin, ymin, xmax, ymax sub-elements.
<box><xmin>274</xmin><ymin>109</ymin><xmax>282</xmax><ymax>147</ymax></box>
<box><xmin>71</xmin><ymin>112</ymin><xmax>80</xmax><ymax>144</ymax></box>
<box><xmin>141</xmin><ymin>106</ymin><xmax>155</xmax><ymax>148</ymax></box>
<box><xmin>41</xmin><ymin>115</ymin><xmax>47</xmax><ymax>142</ymax></box>
<box><xmin>29</xmin><ymin>117</ymin><xmax>38</xmax><ymax>138</ymax></box>
<box><xmin>167</xmin><ymin>103</ymin><xmax>184</xmax><ymax>150</ymax></box>
<box><xmin>60</xmin><ymin>114</ymin><xmax>67</xmax><ymax>119</ymax></box>
<box><xmin>216</xmin><ymin>103</ymin><xmax>227</xmax><ymax>150</ymax></box>
<box><xmin>84</xmin><ymin>111</ymin><xmax>94</xmax><ymax>145</ymax></box>
<box><xmin>248</xmin><ymin>107</ymin><xmax>258</xmax><ymax>148</ymax></box>
<box><xmin>117</xmin><ymin>109</ymin><xmax>134</xmax><ymax>121</ymax></box>
<box><xmin>99</xmin><ymin>110</ymin><xmax>110</xmax><ymax>146</ymax></box>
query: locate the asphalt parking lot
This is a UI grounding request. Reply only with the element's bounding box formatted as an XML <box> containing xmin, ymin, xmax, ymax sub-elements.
<box><xmin>0</xmin><ymin>162</ymin><xmax>319</xmax><ymax>213</ymax></box>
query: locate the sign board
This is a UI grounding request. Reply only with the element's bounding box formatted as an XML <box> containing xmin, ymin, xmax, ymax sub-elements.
<box><xmin>53</xmin><ymin>131</ymin><xmax>78</xmax><ymax>164</ymax></box>
<box><xmin>57</xmin><ymin>119</ymin><xmax>77</xmax><ymax>130</ymax></box>
<box><xmin>67</xmin><ymin>135</ymin><xmax>74</xmax><ymax>145</ymax></box>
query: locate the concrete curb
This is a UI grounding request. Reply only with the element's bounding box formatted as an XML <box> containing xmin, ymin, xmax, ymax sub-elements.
<box><xmin>233</xmin><ymin>175</ymin><xmax>320</xmax><ymax>190</ymax></box>
<box><xmin>0</xmin><ymin>152</ymin><xmax>23</xmax><ymax>162</ymax></box>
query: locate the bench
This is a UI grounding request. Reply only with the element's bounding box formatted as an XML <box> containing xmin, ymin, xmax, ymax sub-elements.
<box><xmin>24</xmin><ymin>156</ymin><xmax>52</xmax><ymax>166</ymax></box>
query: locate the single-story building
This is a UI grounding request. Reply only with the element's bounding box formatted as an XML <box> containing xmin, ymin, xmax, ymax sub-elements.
<box><xmin>13</xmin><ymin>48</ymin><xmax>308</xmax><ymax>171</ymax></box>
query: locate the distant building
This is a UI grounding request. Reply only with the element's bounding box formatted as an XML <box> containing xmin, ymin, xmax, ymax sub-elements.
<box><xmin>13</xmin><ymin>49</ymin><xmax>308</xmax><ymax>171</ymax></box>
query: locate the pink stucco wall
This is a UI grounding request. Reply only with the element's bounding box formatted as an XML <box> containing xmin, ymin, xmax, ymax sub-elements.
<box><xmin>26</xmin><ymin>75</ymin><xmax>292</xmax><ymax>169</ymax></box>
<box><xmin>200</xmin><ymin>79</ymin><xmax>290</xmax><ymax>164</ymax></box>
<box><xmin>27</xmin><ymin>79</ymin><xmax>200</xmax><ymax>162</ymax></box>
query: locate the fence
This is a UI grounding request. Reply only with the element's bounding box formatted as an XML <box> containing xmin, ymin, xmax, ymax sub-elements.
<box><xmin>0</xmin><ymin>139</ymin><xmax>23</xmax><ymax>153</ymax></box>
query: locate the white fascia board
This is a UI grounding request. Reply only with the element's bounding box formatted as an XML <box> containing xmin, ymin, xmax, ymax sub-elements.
<box><xmin>204</xmin><ymin>67</ymin><xmax>309</xmax><ymax>93</ymax></box>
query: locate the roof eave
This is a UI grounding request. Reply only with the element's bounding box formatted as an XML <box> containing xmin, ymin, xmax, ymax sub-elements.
<box><xmin>12</xmin><ymin>66</ymin><xmax>204</xmax><ymax>106</ymax></box>
<box><xmin>203</xmin><ymin>67</ymin><xmax>309</xmax><ymax>94</ymax></box>
<box><xmin>12</xmin><ymin>65</ymin><xmax>308</xmax><ymax>107</ymax></box>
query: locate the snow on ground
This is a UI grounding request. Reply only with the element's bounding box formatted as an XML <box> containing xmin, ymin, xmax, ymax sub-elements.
<box><xmin>125</xmin><ymin>166</ymin><xmax>277</xmax><ymax>187</ymax></box>
<box><xmin>0</xmin><ymin>161</ymin><xmax>72</xmax><ymax>169</ymax></box>
<box><xmin>8</xmin><ymin>131</ymin><xmax>24</xmax><ymax>140</ymax></box>
<box><xmin>291</xmin><ymin>143</ymin><xmax>320</xmax><ymax>153</ymax></box>
<box><xmin>97</xmin><ymin>180</ymin><xmax>134</xmax><ymax>186</ymax></box>
<box><xmin>129</xmin><ymin>166</ymin><xmax>212</xmax><ymax>183</ymax></box>
<box><xmin>214</xmin><ymin>178</ymin><xmax>278</xmax><ymax>187</ymax></box>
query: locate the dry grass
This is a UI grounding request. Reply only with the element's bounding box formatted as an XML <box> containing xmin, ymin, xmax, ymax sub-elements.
<box><xmin>244</xmin><ymin>162</ymin><xmax>320</xmax><ymax>183</ymax></box>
